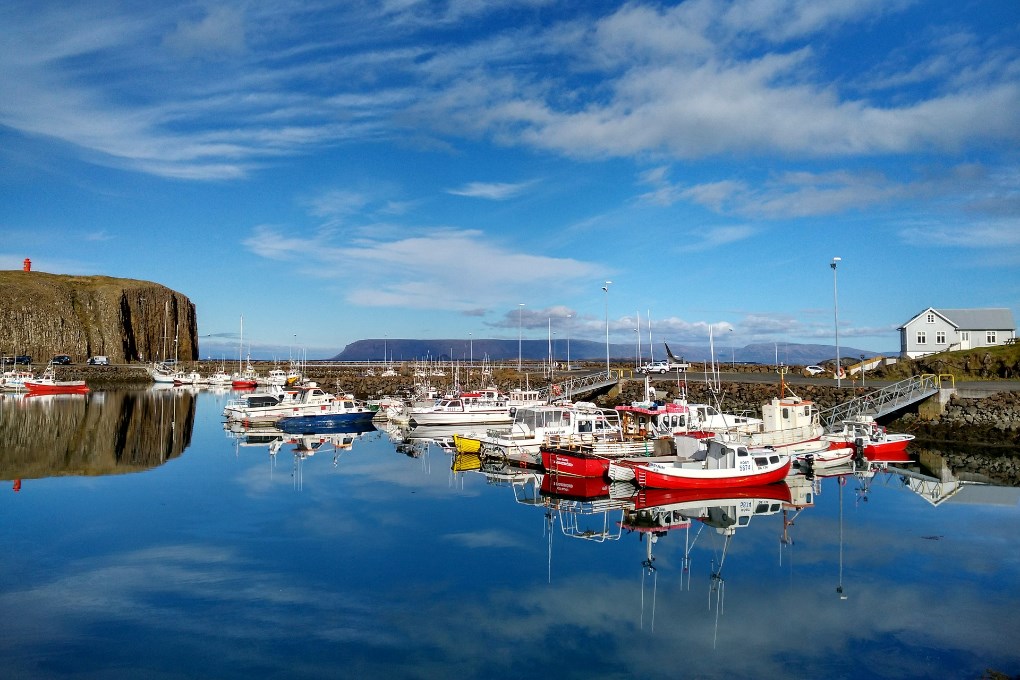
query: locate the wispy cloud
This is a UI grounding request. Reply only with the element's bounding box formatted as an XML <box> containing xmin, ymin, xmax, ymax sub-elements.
<box><xmin>679</xmin><ymin>225</ymin><xmax>758</xmax><ymax>252</ymax></box>
<box><xmin>446</xmin><ymin>180</ymin><xmax>534</xmax><ymax>200</ymax></box>
<box><xmin>243</xmin><ymin>225</ymin><xmax>602</xmax><ymax>311</ymax></box>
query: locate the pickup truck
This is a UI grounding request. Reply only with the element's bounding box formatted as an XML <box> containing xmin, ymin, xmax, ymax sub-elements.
<box><xmin>637</xmin><ymin>360</ymin><xmax>689</xmax><ymax>374</ymax></box>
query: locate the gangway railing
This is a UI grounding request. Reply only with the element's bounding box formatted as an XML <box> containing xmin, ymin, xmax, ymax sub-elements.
<box><xmin>535</xmin><ymin>370</ymin><xmax>619</xmax><ymax>401</ymax></box>
<box><xmin>820</xmin><ymin>374</ymin><xmax>945</xmax><ymax>431</ymax></box>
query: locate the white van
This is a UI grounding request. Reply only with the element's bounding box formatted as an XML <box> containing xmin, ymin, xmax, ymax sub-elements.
<box><xmin>87</xmin><ymin>356</ymin><xmax>110</xmax><ymax>365</ymax></box>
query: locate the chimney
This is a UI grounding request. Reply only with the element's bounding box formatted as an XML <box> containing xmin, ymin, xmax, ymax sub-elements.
<box><xmin>23</xmin><ymin>258</ymin><xmax>31</xmax><ymax>272</ymax></box>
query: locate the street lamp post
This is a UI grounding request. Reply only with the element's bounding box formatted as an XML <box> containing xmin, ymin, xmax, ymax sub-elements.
<box><xmin>831</xmin><ymin>257</ymin><xmax>842</xmax><ymax>388</ymax></box>
<box><xmin>518</xmin><ymin>303</ymin><xmax>525</xmax><ymax>372</ymax></box>
<box><xmin>602</xmin><ymin>281</ymin><xmax>612</xmax><ymax>374</ymax></box>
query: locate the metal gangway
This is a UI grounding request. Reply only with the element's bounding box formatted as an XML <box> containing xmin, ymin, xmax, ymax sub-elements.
<box><xmin>534</xmin><ymin>369</ymin><xmax>620</xmax><ymax>401</ymax></box>
<box><xmin>820</xmin><ymin>374</ymin><xmax>948</xmax><ymax>432</ymax></box>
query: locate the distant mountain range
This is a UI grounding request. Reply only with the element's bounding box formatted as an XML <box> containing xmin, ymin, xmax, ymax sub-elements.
<box><xmin>331</xmin><ymin>338</ymin><xmax>888</xmax><ymax>365</ymax></box>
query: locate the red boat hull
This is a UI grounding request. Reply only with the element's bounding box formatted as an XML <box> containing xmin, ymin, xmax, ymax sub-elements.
<box><xmin>24</xmin><ymin>382</ymin><xmax>89</xmax><ymax>394</ymax></box>
<box><xmin>631</xmin><ymin>458</ymin><xmax>792</xmax><ymax>490</ymax></box>
<box><xmin>863</xmin><ymin>439</ymin><xmax>912</xmax><ymax>463</ymax></box>
<box><xmin>540</xmin><ymin>475</ymin><xmax>610</xmax><ymax>499</ymax></box>
<box><xmin>827</xmin><ymin>437</ymin><xmax>912</xmax><ymax>463</ymax></box>
<box><xmin>540</xmin><ymin>449</ymin><xmax>610</xmax><ymax>478</ymax></box>
<box><xmin>231</xmin><ymin>379</ymin><xmax>258</xmax><ymax>389</ymax></box>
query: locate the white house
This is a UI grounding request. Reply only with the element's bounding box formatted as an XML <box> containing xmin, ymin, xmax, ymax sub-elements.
<box><xmin>899</xmin><ymin>308</ymin><xmax>1016</xmax><ymax>358</ymax></box>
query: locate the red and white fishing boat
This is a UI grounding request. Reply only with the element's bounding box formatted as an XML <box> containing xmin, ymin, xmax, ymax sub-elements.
<box><xmin>541</xmin><ymin>437</ymin><xmax>672</xmax><ymax>478</ymax></box>
<box><xmin>823</xmin><ymin>415</ymin><xmax>915</xmax><ymax>461</ymax></box>
<box><xmin>231</xmin><ymin>361</ymin><xmax>259</xmax><ymax>389</ymax></box>
<box><xmin>23</xmin><ymin>365</ymin><xmax>89</xmax><ymax>395</ymax></box>
<box><xmin>609</xmin><ymin>438</ymin><xmax>792</xmax><ymax>490</ymax></box>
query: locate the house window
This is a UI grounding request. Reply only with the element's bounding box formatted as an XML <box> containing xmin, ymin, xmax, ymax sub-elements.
<box><xmin>936</xmin><ymin>331</ymin><xmax>946</xmax><ymax>344</ymax></box>
<box><xmin>916</xmin><ymin>332</ymin><xmax>926</xmax><ymax>345</ymax></box>
<box><xmin>926</xmin><ymin>313</ymin><xmax>935</xmax><ymax>323</ymax></box>
<box><xmin>987</xmin><ymin>331</ymin><xmax>997</xmax><ymax>344</ymax></box>
<box><xmin>961</xmin><ymin>332</ymin><xmax>970</xmax><ymax>342</ymax></box>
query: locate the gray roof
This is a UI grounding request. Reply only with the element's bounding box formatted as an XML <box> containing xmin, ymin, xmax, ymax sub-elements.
<box><xmin>935</xmin><ymin>308</ymin><xmax>1015</xmax><ymax>330</ymax></box>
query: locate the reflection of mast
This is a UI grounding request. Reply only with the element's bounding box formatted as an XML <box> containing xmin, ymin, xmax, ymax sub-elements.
<box><xmin>639</xmin><ymin>532</ymin><xmax>658</xmax><ymax>631</ymax></box>
<box><xmin>709</xmin><ymin>529</ymin><xmax>731</xmax><ymax>649</ymax></box>
<box><xmin>681</xmin><ymin>522</ymin><xmax>703</xmax><ymax>591</ymax></box>
<box><xmin>545</xmin><ymin>510</ymin><xmax>553</xmax><ymax>585</ymax></box>
<box><xmin>837</xmin><ymin>477</ymin><xmax>847</xmax><ymax>600</ymax></box>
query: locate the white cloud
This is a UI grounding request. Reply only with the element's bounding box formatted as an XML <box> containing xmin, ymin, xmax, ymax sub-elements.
<box><xmin>163</xmin><ymin>7</ymin><xmax>246</xmax><ymax>57</ymax></box>
<box><xmin>1</xmin><ymin>0</ymin><xmax>1017</xmax><ymax>181</ymax></box>
<box><xmin>679</xmin><ymin>225</ymin><xmax>758</xmax><ymax>252</ymax></box>
<box><xmin>446</xmin><ymin>180</ymin><xmax>535</xmax><ymax>200</ymax></box>
<box><xmin>243</xmin><ymin>225</ymin><xmax>602</xmax><ymax>311</ymax></box>
<box><xmin>899</xmin><ymin>220</ymin><xmax>1020</xmax><ymax>248</ymax></box>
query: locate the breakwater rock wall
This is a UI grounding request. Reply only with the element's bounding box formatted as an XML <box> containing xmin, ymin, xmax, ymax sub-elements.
<box><xmin>0</xmin><ymin>270</ymin><xmax>197</xmax><ymax>364</ymax></box>
<box><xmin>890</xmin><ymin>392</ymin><xmax>1020</xmax><ymax>447</ymax></box>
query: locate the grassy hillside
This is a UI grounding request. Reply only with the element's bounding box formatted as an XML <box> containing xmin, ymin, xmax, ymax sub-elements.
<box><xmin>872</xmin><ymin>344</ymin><xmax>1020</xmax><ymax>381</ymax></box>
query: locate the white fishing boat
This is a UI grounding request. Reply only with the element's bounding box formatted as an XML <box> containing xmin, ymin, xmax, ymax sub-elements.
<box><xmin>408</xmin><ymin>388</ymin><xmax>512</xmax><ymax>426</ymax></box>
<box><xmin>222</xmin><ymin>385</ymin><xmax>337</xmax><ymax>423</ymax></box>
<box><xmin>453</xmin><ymin>402</ymin><xmax>622</xmax><ymax>467</ymax></box>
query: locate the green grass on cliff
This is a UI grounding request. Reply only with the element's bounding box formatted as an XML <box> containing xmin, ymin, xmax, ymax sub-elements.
<box><xmin>873</xmin><ymin>344</ymin><xmax>1020</xmax><ymax>381</ymax></box>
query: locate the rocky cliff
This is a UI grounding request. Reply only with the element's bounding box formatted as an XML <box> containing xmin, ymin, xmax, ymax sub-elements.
<box><xmin>0</xmin><ymin>270</ymin><xmax>198</xmax><ymax>363</ymax></box>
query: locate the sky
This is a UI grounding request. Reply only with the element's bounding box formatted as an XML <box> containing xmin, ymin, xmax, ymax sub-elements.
<box><xmin>2</xmin><ymin>0</ymin><xmax>1018</xmax><ymax>360</ymax></box>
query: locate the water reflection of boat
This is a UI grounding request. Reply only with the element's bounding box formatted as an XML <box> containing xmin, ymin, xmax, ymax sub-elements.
<box><xmin>276</xmin><ymin>415</ymin><xmax>376</xmax><ymax>436</ymax></box>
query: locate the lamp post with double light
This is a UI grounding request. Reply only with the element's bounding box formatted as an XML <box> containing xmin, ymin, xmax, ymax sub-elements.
<box><xmin>831</xmin><ymin>257</ymin><xmax>842</xmax><ymax>388</ymax></box>
<box><xmin>603</xmin><ymin>281</ymin><xmax>612</xmax><ymax>374</ymax></box>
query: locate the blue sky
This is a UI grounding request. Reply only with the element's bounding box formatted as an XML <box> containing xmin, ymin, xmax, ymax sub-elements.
<box><xmin>2</xmin><ymin>0</ymin><xmax>1018</xmax><ymax>360</ymax></box>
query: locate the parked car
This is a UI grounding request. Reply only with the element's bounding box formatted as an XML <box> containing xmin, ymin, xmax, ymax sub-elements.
<box><xmin>803</xmin><ymin>365</ymin><xmax>825</xmax><ymax>376</ymax></box>
<box><xmin>52</xmin><ymin>354</ymin><xmax>72</xmax><ymax>365</ymax></box>
<box><xmin>87</xmin><ymin>356</ymin><xmax>110</xmax><ymax>365</ymax></box>
<box><xmin>2</xmin><ymin>355</ymin><xmax>31</xmax><ymax>365</ymax></box>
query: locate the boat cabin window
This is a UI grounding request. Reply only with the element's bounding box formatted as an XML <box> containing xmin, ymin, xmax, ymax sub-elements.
<box><xmin>769</xmin><ymin>455</ymin><xmax>780</xmax><ymax>464</ymax></box>
<box><xmin>738</xmin><ymin>517</ymin><xmax>750</xmax><ymax>526</ymax></box>
<box><xmin>737</xmin><ymin>447</ymin><xmax>749</xmax><ymax>457</ymax></box>
<box><xmin>754</xmin><ymin>456</ymin><xmax>768</xmax><ymax>466</ymax></box>
<box><xmin>755</xmin><ymin>502</ymin><xmax>771</xmax><ymax>513</ymax></box>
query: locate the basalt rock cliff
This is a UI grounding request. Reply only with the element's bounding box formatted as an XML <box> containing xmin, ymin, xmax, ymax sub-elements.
<box><xmin>0</xmin><ymin>270</ymin><xmax>197</xmax><ymax>363</ymax></box>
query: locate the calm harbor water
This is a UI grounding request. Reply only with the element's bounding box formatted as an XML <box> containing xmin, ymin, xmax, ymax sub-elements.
<box><xmin>2</xmin><ymin>388</ymin><xmax>1019</xmax><ymax>679</ymax></box>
